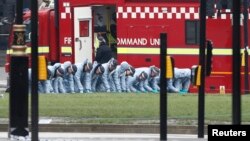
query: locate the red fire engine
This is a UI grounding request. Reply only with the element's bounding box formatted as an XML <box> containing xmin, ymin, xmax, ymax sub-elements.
<box><xmin>5</xmin><ymin>0</ymin><xmax>250</xmax><ymax>93</ymax></box>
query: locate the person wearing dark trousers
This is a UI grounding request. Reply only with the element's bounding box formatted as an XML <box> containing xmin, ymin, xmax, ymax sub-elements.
<box><xmin>95</xmin><ymin>36</ymin><xmax>113</xmax><ymax>64</ymax></box>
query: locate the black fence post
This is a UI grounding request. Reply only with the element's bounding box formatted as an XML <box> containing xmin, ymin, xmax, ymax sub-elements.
<box><xmin>31</xmin><ymin>0</ymin><xmax>39</xmax><ymax>140</ymax></box>
<box><xmin>232</xmin><ymin>0</ymin><xmax>241</xmax><ymax>125</ymax></box>
<box><xmin>198</xmin><ymin>0</ymin><xmax>206</xmax><ymax>138</ymax></box>
<box><xmin>244</xmin><ymin>49</ymin><xmax>249</xmax><ymax>94</ymax></box>
<box><xmin>243</xmin><ymin>0</ymin><xmax>249</xmax><ymax>94</ymax></box>
<box><xmin>160</xmin><ymin>33</ymin><xmax>167</xmax><ymax>141</ymax></box>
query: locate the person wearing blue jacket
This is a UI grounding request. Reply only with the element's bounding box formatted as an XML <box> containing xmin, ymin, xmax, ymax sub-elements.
<box><xmin>61</xmin><ymin>61</ymin><xmax>77</xmax><ymax>93</ymax></box>
<box><xmin>99</xmin><ymin>58</ymin><xmax>118</xmax><ymax>92</ymax></box>
<box><xmin>154</xmin><ymin>67</ymin><xmax>191</xmax><ymax>93</ymax></box>
<box><xmin>90</xmin><ymin>61</ymin><xmax>105</xmax><ymax>92</ymax></box>
<box><xmin>74</xmin><ymin>59</ymin><xmax>93</xmax><ymax>93</ymax></box>
<box><xmin>51</xmin><ymin>63</ymin><xmax>65</xmax><ymax>93</ymax></box>
<box><xmin>135</xmin><ymin>66</ymin><xmax>160</xmax><ymax>93</ymax></box>
<box><xmin>109</xmin><ymin>61</ymin><xmax>135</xmax><ymax>92</ymax></box>
<box><xmin>173</xmin><ymin>67</ymin><xmax>191</xmax><ymax>93</ymax></box>
<box><xmin>30</xmin><ymin>63</ymin><xmax>64</xmax><ymax>94</ymax></box>
<box><xmin>123</xmin><ymin>65</ymin><xmax>136</xmax><ymax>92</ymax></box>
<box><xmin>153</xmin><ymin>73</ymin><xmax>180</xmax><ymax>93</ymax></box>
<box><xmin>127</xmin><ymin>71</ymin><xmax>148</xmax><ymax>93</ymax></box>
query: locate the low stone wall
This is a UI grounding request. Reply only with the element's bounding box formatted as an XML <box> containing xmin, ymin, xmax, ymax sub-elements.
<box><xmin>0</xmin><ymin>124</ymin><xmax>208</xmax><ymax>135</ymax></box>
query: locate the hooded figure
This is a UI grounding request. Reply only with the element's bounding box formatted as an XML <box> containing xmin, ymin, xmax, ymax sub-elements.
<box><xmin>61</xmin><ymin>61</ymin><xmax>77</xmax><ymax>93</ymax></box>
<box><xmin>99</xmin><ymin>58</ymin><xmax>118</xmax><ymax>92</ymax></box>
<box><xmin>90</xmin><ymin>61</ymin><xmax>105</xmax><ymax>92</ymax></box>
<box><xmin>127</xmin><ymin>71</ymin><xmax>148</xmax><ymax>93</ymax></box>
<box><xmin>51</xmin><ymin>63</ymin><xmax>65</xmax><ymax>93</ymax></box>
<box><xmin>74</xmin><ymin>59</ymin><xmax>93</xmax><ymax>93</ymax></box>
<box><xmin>173</xmin><ymin>67</ymin><xmax>191</xmax><ymax>93</ymax></box>
<box><xmin>109</xmin><ymin>61</ymin><xmax>135</xmax><ymax>92</ymax></box>
<box><xmin>135</xmin><ymin>66</ymin><xmax>160</xmax><ymax>93</ymax></box>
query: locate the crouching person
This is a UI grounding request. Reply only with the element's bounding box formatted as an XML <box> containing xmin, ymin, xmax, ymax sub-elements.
<box><xmin>127</xmin><ymin>71</ymin><xmax>148</xmax><ymax>93</ymax></box>
<box><xmin>60</xmin><ymin>61</ymin><xmax>78</xmax><ymax>93</ymax></box>
<box><xmin>38</xmin><ymin>65</ymin><xmax>55</xmax><ymax>93</ymax></box>
<box><xmin>136</xmin><ymin>66</ymin><xmax>160</xmax><ymax>93</ymax></box>
<box><xmin>173</xmin><ymin>68</ymin><xmax>191</xmax><ymax>94</ymax></box>
<box><xmin>74</xmin><ymin>59</ymin><xmax>93</xmax><ymax>93</ymax></box>
<box><xmin>99</xmin><ymin>58</ymin><xmax>118</xmax><ymax>92</ymax></box>
<box><xmin>90</xmin><ymin>61</ymin><xmax>105</xmax><ymax>92</ymax></box>
<box><xmin>110</xmin><ymin>61</ymin><xmax>135</xmax><ymax>93</ymax></box>
<box><xmin>52</xmin><ymin>64</ymin><xmax>65</xmax><ymax>93</ymax></box>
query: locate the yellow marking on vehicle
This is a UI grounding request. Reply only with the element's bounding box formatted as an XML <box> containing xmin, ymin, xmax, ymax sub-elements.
<box><xmin>6</xmin><ymin>46</ymin><xmax>49</xmax><ymax>54</ymax></box>
<box><xmin>118</xmin><ymin>47</ymin><xmax>249</xmax><ymax>55</ymax></box>
<box><xmin>61</xmin><ymin>46</ymin><xmax>72</xmax><ymax>54</ymax></box>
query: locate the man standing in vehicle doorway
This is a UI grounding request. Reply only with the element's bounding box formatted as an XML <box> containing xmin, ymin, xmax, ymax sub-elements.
<box><xmin>95</xmin><ymin>36</ymin><xmax>113</xmax><ymax>64</ymax></box>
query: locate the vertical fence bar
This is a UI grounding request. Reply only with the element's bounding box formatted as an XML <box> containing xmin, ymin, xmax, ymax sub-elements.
<box><xmin>31</xmin><ymin>0</ymin><xmax>39</xmax><ymax>140</ymax></box>
<box><xmin>15</xmin><ymin>0</ymin><xmax>23</xmax><ymax>24</ymax></box>
<box><xmin>243</xmin><ymin>0</ymin><xmax>249</xmax><ymax>94</ymax></box>
<box><xmin>232</xmin><ymin>0</ymin><xmax>241</xmax><ymax>125</ymax></box>
<box><xmin>160</xmin><ymin>33</ymin><xmax>167</xmax><ymax>140</ymax></box>
<box><xmin>198</xmin><ymin>0</ymin><xmax>206</xmax><ymax>138</ymax></box>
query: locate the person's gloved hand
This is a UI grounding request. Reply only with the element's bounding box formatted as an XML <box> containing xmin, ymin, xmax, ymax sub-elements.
<box><xmin>179</xmin><ymin>90</ymin><xmax>188</xmax><ymax>95</ymax></box>
<box><xmin>151</xmin><ymin>89</ymin><xmax>158</xmax><ymax>93</ymax></box>
<box><xmin>86</xmin><ymin>89</ymin><xmax>92</xmax><ymax>93</ymax></box>
<box><xmin>135</xmin><ymin>90</ymin><xmax>141</xmax><ymax>94</ymax></box>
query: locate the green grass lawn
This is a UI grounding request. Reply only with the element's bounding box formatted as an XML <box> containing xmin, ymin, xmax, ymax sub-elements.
<box><xmin>1</xmin><ymin>93</ymin><xmax>250</xmax><ymax>125</ymax></box>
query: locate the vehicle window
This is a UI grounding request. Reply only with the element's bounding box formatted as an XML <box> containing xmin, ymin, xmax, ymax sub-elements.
<box><xmin>185</xmin><ymin>20</ymin><xmax>200</xmax><ymax>45</ymax></box>
<box><xmin>80</xmin><ymin>20</ymin><xmax>89</xmax><ymax>37</ymax></box>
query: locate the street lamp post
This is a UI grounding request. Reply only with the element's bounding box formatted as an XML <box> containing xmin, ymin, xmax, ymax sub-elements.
<box><xmin>9</xmin><ymin>0</ymin><xmax>29</xmax><ymax>138</ymax></box>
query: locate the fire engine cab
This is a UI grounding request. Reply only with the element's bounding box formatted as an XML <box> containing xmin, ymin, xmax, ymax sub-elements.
<box><xmin>5</xmin><ymin>0</ymin><xmax>250</xmax><ymax>93</ymax></box>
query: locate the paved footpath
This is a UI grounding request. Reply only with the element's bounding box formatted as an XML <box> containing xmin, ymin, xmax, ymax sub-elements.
<box><xmin>0</xmin><ymin>67</ymin><xmax>7</xmax><ymax>86</ymax></box>
<box><xmin>0</xmin><ymin>132</ymin><xmax>208</xmax><ymax>141</ymax></box>
<box><xmin>0</xmin><ymin>67</ymin><xmax>7</xmax><ymax>93</ymax></box>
